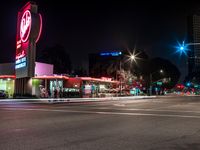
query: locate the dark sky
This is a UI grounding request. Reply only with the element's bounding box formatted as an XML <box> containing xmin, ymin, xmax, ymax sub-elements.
<box><xmin>1</xmin><ymin>0</ymin><xmax>200</xmax><ymax>81</ymax></box>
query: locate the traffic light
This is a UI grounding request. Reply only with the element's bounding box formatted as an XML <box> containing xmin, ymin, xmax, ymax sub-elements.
<box><xmin>186</xmin><ymin>82</ymin><xmax>191</xmax><ymax>87</ymax></box>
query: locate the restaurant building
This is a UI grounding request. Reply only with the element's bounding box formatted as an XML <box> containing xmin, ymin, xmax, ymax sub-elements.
<box><xmin>0</xmin><ymin>2</ymin><xmax>119</xmax><ymax>98</ymax></box>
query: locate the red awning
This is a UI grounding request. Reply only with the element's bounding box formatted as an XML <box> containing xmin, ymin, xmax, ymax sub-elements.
<box><xmin>33</xmin><ymin>75</ymin><xmax>69</xmax><ymax>80</ymax></box>
<box><xmin>0</xmin><ymin>75</ymin><xmax>16</xmax><ymax>79</ymax></box>
<box><xmin>78</xmin><ymin>77</ymin><xmax>119</xmax><ymax>84</ymax></box>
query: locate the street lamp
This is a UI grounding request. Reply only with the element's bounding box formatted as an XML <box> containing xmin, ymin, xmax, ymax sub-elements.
<box><xmin>176</xmin><ymin>40</ymin><xmax>200</xmax><ymax>82</ymax></box>
<box><xmin>119</xmin><ymin>58</ymin><xmax>122</xmax><ymax>95</ymax></box>
<box><xmin>176</xmin><ymin>41</ymin><xmax>200</xmax><ymax>56</ymax></box>
<box><xmin>119</xmin><ymin>53</ymin><xmax>137</xmax><ymax>96</ymax></box>
<box><xmin>130</xmin><ymin>55</ymin><xmax>136</xmax><ymax>61</ymax></box>
<box><xmin>149</xmin><ymin>69</ymin><xmax>164</xmax><ymax>96</ymax></box>
<box><xmin>128</xmin><ymin>52</ymin><xmax>138</xmax><ymax>63</ymax></box>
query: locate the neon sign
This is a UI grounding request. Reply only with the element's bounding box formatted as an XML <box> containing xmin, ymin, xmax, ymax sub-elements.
<box><xmin>15</xmin><ymin>2</ymin><xmax>43</xmax><ymax>78</ymax></box>
<box><xmin>101</xmin><ymin>77</ymin><xmax>112</xmax><ymax>81</ymax></box>
<box><xmin>20</xmin><ymin>10</ymin><xmax>31</xmax><ymax>43</ymax></box>
<box><xmin>100</xmin><ymin>51</ymin><xmax>122</xmax><ymax>56</ymax></box>
<box><xmin>16</xmin><ymin>40</ymin><xmax>21</xmax><ymax>49</ymax></box>
<box><xmin>15</xmin><ymin>57</ymin><xmax>26</xmax><ymax>69</ymax></box>
<box><xmin>16</xmin><ymin>50</ymin><xmax>25</xmax><ymax>60</ymax></box>
<box><xmin>35</xmin><ymin>13</ymin><xmax>42</xmax><ymax>43</ymax></box>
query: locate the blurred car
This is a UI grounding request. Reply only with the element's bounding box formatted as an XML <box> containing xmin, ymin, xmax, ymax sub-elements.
<box><xmin>0</xmin><ymin>90</ymin><xmax>8</xmax><ymax>98</ymax></box>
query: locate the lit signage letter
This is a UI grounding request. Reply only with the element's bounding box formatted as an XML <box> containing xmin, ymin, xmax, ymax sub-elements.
<box><xmin>20</xmin><ymin>10</ymin><xmax>31</xmax><ymax>43</ymax></box>
<box><xmin>100</xmin><ymin>51</ymin><xmax>122</xmax><ymax>56</ymax></box>
<box><xmin>15</xmin><ymin>62</ymin><xmax>26</xmax><ymax>69</ymax></box>
<box><xmin>15</xmin><ymin>56</ymin><xmax>26</xmax><ymax>69</ymax></box>
<box><xmin>16</xmin><ymin>50</ymin><xmax>25</xmax><ymax>60</ymax></box>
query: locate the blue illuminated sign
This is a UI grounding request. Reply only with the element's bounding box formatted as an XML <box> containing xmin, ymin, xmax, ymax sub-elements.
<box><xmin>15</xmin><ymin>57</ymin><xmax>26</xmax><ymax>69</ymax></box>
<box><xmin>100</xmin><ymin>51</ymin><xmax>122</xmax><ymax>56</ymax></box>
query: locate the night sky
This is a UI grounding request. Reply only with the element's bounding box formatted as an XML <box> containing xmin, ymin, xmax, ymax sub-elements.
<box><xmin>1</xmin><ymin>0</ymin><xmax>200</xmax><ymax>81</ymax></box>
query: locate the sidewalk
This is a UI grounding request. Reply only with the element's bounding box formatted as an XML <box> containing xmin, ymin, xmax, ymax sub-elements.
<box><xmin>0</xmin><ymin>96</ymin><xmax>157</xmax><ymax>103</ymax></box>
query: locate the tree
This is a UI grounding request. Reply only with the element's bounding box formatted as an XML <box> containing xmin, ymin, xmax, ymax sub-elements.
<box><xmin>103</xmin><ymin>49</ymin><xmax>150</xmax><ymax>79</ymax></box>
<box><xmin>72</xmin><ymin>67</ymin><xmax>88</xmax><ymax>77</ymax></box>
<box><xmin>37</xmin><ymin>45</ymin><xmax>72</xmax><ymax>74</ymax></box>
<box><xmin>121</xmin><ymin>49</ymin><xmax>149</xmax><ymax>75</ymax></box>
<box><xmin>149</xmin><ymin>57</ymin><xmax>180</xmax><ymax>89</ymax></box>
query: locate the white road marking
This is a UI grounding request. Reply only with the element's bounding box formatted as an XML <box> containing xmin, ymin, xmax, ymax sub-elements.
<box><xmin>3</xmin><ymin>107</ymin><xmax>200</xmax><ymax>119</ymax></box>
<box><xmin>97</xmin><ymin>108</ymin><xmax>200</xmax><ymax>114</ymax></box>
<box><xmin>113</xmin><ymin>104</ymin><xmax>125</xmax><ymax>107</ymax></box>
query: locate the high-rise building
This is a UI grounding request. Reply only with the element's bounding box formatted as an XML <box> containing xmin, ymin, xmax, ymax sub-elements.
<box><xmin>89</xmin><ymin>51</ymin><xmax>122</xmax><ymax>78</ymax></box>
<box><xmin>187</xmin><ymin>14</ymin><xmax>200</xmax><ymax>81</ymax></box>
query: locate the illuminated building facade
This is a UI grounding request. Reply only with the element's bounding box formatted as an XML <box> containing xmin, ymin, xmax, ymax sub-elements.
<box><xmin>0</xmin><ymin>61</ymin><xmax>119</xmax><ymax>98</ymax></box>
<box><xmin>0</xmin><ymin>2</ymin><xmax>119</xmax><ymax>98</ymax></box>
<box><xmin>187</xmin><ymin>14</ymin><xmax>200</xmax><ymax>82</ymax></box>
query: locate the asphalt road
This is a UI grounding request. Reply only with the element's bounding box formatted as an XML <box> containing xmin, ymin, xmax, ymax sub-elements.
<box><xmin>1</xmin><ymin>96</ymin><xmax>200</xmax><ymax>150</ymax></box>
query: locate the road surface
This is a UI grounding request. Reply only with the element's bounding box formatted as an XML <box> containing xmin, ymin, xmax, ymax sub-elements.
<box><xmin>0</xmin><ymin>96</ymin><xmax>200</xmax><ymax>150</ymax></box>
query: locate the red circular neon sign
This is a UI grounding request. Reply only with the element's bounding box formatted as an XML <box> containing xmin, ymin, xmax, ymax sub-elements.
<box><xmin>36</xmin><ymin>13</ymin><xmax>42</xmax><ymax>43</ymax></box>
<box><xmin>20</xmin><ymin>10</ymin><xmax>31</xmax><ymax>43</ymax></box>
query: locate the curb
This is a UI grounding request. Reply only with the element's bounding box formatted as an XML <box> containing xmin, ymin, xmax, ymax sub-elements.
<box><xmin>0</xmin><ymin>96</ymin><xmax>157</xmax><ymax>103</ymax></box>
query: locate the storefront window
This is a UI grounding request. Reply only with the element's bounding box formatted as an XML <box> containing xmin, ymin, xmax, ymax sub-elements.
<box><xmin>0</xmin><ymin>79</ymin><xmax>15</xmax><ymax>98</ymax></box>
<box><xmin>50</xmin><ymin>80</ymin><xmax>63</xmax><ymax>98</ymax></box>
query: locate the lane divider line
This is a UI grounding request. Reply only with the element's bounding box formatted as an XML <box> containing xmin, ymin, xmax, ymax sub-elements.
<box><xmin>3</xmin><ymin>107</ymin><xmax>200</xmax><ymax>119</ymax></box>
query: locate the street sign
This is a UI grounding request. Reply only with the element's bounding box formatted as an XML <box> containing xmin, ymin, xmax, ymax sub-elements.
<box><xmin>157</xmin><ymin>82</ymin><xmax>162</xmax><ymax>85</ymax></box>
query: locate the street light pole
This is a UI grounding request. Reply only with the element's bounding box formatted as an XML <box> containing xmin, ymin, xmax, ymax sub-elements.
<box><xmin>149</xmin><ymin>73</ymin><xmax>152</xmax><ymax>96</ymax></box>
<box><xmin>187</xmin><ymin>43</ymin><xmax>200</xmax><ymax>46</ymax></box>
<box><xmin>118</xmin><ymin>52</ymin><xmax>137</xmax><ymax>96</ymax></box>
<box><xmin>119</xmin><ymin>60</ymin><xmax>122</xmax><ymax>95</ymax></box>
<box><xmin>149</xmin><ymin>69</ymin><xmax>163</xmax><ymax>96</ymax></box>
<box><xmin>178</xmin><ymin>41</ymin><xmax>200</xmax><ymax>52</ymax></box>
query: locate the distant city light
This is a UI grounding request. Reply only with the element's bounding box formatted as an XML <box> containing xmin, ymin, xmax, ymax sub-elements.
<box><xmin>186</xmin><ymin>82</ymin><xmax>191</xmax><ymax>87</ymax></box>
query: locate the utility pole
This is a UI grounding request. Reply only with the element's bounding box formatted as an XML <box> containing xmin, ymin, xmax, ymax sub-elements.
<box><xmin>149</xmin><ymin>73</ymin><xmax>152</xmax><ymax>96</ymax></box>
<box><xmin>120</xmin><ymin>60</ymin><xmax>122</xmax><ymax>96</ymax></box>
<box><xmin>149</xmin><ymin>69</ymin><xmax>163</xmax><ymax>96</ymax></box>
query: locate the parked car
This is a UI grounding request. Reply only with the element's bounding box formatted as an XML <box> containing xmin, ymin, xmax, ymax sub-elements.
<box><xmin>0</xmin><ymin>90</ymin><xmax>8</xmax><ymax>98</ymax></box>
